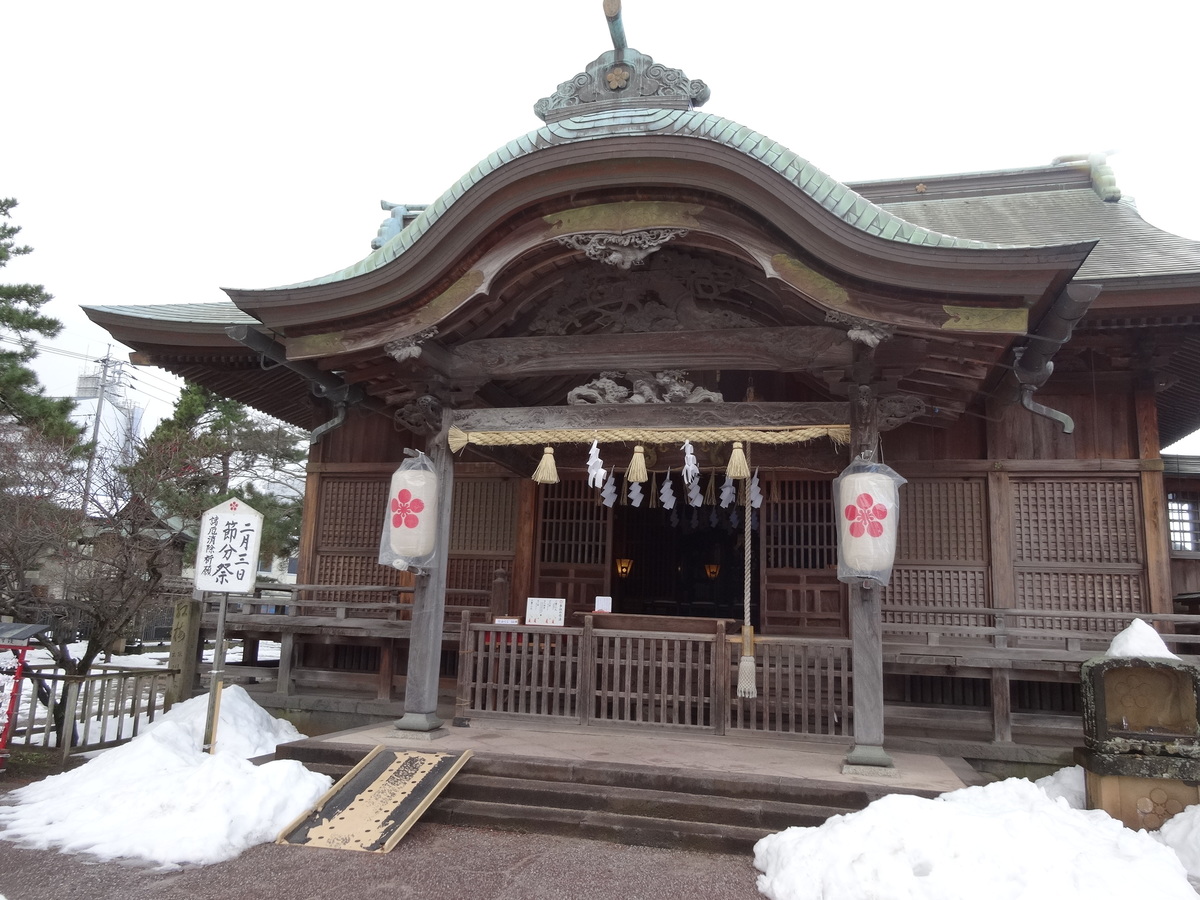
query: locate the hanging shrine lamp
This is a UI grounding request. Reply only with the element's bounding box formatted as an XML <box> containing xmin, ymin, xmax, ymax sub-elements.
<box><xmin>378</xmin><ymin>450</ymin><xmax>439</xmax><ymax>571</ymax></box>
<box><xmin>833</xmin><ymin>454</ymin><xmax>907</xmax><ymax>588</ymax></box>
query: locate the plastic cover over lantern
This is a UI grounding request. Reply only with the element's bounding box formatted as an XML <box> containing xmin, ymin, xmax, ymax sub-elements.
<box><xmin>378</xmin><ymin>450</ymin><xmax>439</xmax><ymax>572</ymax></box>
<box><xmin>834</xmin><ymin>456</ymin><xmax>907</xmax><ymax>587</ymax></box>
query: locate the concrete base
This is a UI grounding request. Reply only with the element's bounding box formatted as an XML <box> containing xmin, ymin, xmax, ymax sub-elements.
<box><xmin>394</xmin><ymin>712</ymin><xmax>444</xmax><ymax>733</ymax></box>
<box><xmin>842</xmin><ymin>763</ymin><xmax>900</xmax><ymax>778</ymax></box>
<box><xmin>843</xmin><ymin>744</ymin><xmax>895</xmax><ymax>773</ymax></box>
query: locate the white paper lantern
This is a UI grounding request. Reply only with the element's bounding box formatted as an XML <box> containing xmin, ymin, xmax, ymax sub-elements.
<box><xmin>834</xmin><ymin>460</ymin><xmax>906</xmax><ymax>587</ymax></box>
<box><xmin>386</xmin><ymin>465</ymin><xmax>438</xmax><ymax>559</ymax></box>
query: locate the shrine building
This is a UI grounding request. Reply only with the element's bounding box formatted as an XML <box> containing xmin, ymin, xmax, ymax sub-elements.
<box><xmin>86</xmin><ymin>4</ymin><xmax>1200</xmax><ymax>767</ymax></box>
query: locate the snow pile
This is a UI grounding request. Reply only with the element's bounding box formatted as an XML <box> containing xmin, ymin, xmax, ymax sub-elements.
<box><xmin>0</xmin><ymin>685</ymin><xmax>330</xmax><ymax>868</ymax></box>
<box><xmin>755</xmin><ymin>770</ymin><xmax>1195</xmax><ymax>900</ymax></box>
<box><xmin>1105</xmin><ymin>617</ymin><xmax>1181</xmax><ymax>660</ymax></box>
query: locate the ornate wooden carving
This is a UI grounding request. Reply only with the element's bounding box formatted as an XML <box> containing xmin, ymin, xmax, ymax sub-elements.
<box><xmin>384</xmin><ymin>328</ymin><xmax>438</xmax><ymax>363</ymax></box>
<box><xmin>527</xmin><ymin>253</ymin><xmax>756</xmax><ymax>335</ymax></box>
<box><xmin>448</xmin><ymin>326</ymin><xmax>853</xmax><ymax>379</ymax></box>
<box><xmin>394</xmin><ymin>395</ymin><xmax>444</xmax><ymax>435</ymax></box>
<box><xmin>824</xmin><ymin>311</ymin><xmax>896</xmax><ymax>348</ymax></box>
<box><xmin>566</xmin><ymin>370</ymin><xmax>723</xmax><ymax>405</ymax></box>
<box><xmin>555</xmin><ymin>229</ymin><xmax>687</xmax><ymax>269</ymax></box>
<box><xmin>877</xmin><ymin>393</ymin><xmax>927</xmax><ymax>431</ymax></box>
<box><xmin>452</xmin><ymin>401</ymin><xmax>849</xmax><ymax>433</ymax></box>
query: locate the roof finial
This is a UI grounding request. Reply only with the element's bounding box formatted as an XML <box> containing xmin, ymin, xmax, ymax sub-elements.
<box><xmin>604</xmin><ymin>0</ymin><xmax>627</xmax><ymax>52</ymax></box>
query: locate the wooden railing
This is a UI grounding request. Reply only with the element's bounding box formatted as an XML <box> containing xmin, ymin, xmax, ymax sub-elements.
<box><xmin>455</xmin><ymin>613</ymin><xmax>852</xmax><ymax>739</ymax></box>
<box><xmin>882</xmin><ymin>606</ymin><xmax>1200</xmax><ymax>743</ymax></box>
<box><xmin>197</xmin><ymin>571</ymin><xmax>510</xmax><ymax>629</ymax></box>
<box><xmin>12</xmin><ymin>665</ymin><xmax>178</xmax><ymax>764</ymax></box>
<box><xmin>729</xmin><ymin>635</ymin><xmax>852</xmax><ymax>738</ymax></box>
<box><xmin>882</xmin><ymin>606</ymin><xmax>1200</xmax><ymax>665</ymax></box>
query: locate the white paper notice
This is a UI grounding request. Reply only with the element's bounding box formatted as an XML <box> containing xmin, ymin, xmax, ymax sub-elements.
<box><xmin>525</xmin><ymin>597</ymin><xmax>566</xmax><ymax>626</ymax></box>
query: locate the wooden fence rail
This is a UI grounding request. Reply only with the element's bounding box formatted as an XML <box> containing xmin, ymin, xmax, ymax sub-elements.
<box><xmin>883</xmin><ymin>606</ymin><xmax>1200</xmax><ymax>659</ymax></box>
<box><xmin>729</xmin><ymin>636</ymin><xmax>853</xmax><ymax>738</ymax></box>
<box><xmin>456</xmin><ymin>614</ymin><xmax>851</xmax><ymax>739</ymax></box>
<box><xmin>12</xmin><ymin>666</ymin><xmax>178</xmax><ymax>765</ymax></box>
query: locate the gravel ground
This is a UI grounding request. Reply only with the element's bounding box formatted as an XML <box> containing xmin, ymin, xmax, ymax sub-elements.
<box><xmin>0</xmin><ymin>819</ymin><xmax>765</xmax><ymax>900</ymax></box>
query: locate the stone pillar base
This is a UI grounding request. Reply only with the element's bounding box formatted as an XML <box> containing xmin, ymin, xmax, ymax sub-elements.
<box><xmin>843</xmin><ymin>743</ymin><xmax>896</xmax><ymax>773</ymax></box>
<box><xmin>394</xmin><ymin>711</ymin><xmax>444</xmax><ymax>733</ymax></box>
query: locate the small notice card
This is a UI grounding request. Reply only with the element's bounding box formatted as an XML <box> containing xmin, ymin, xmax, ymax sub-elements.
<box><xmin>594</xmin><ymin>596</ymin><xmax>613</xmax><ymax>613</ymax></box>
<box><xmin>525</xmin><ymin>597</ymin><xmax>566</xmax><ymax>626</ymax></box>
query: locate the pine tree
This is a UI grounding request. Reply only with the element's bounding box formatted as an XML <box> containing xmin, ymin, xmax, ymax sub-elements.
<box><xmin>0</xmin><ymin>197</ymin><xmax>77</xmax><ymax>440</ymax></box>
<box><xmin>141</xmin><ymin>381</ymin><xmax>307</xmax><ymax>562</ymax></box>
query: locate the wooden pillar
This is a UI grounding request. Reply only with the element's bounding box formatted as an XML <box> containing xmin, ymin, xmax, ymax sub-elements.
<box><xmin>166</xmin><ymin>598</ymin><xmax>202</xmax><ymax>705</ymax></box>
<box><xmin>987</xmin><ymin>466</ymin><xmax>1016</xmax><ymax>742</ymax></box>
<box><xmin>276</xmin><ymin>632</ymin><xmax>295</xmax><ymax>696</ymax></box>
<box><xmin>1136</xmin><ymin>382</ymin><xmax>1173</xmax><ymax>617</ymax></box>
<box><xmin>843</xmin><ymin>379</ymin><xmax>895</xmax><ymax>770</ymax></box>
<box><xmin>377</xmin><ymin>640</ymin><xmax>395</xmax><ymax>701</ymax></box>
<box><xmin>395</xmin><ymin>408</ymin><xmax>456</xmax><ymax>732</ymax></box>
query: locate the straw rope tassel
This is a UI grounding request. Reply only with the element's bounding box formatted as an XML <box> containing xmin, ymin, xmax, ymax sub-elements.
<box><xmin>532</xmin><ymin>446</ymin><xmax>559</xmax><ymax>484</ymax></box>
<box><xmin>727</xmin><ymin>441</ymin><xmax>750</xmax><ymax>479</ymax></box>
<box><xmin>627</xmin><ymin>445</ymin><xmax>648</xmax><ymax>483</ymax></box>
<box><xmin>737</xmin><ymin>443</ymin><xmax>758</xmax><ymax>699</ymax></box>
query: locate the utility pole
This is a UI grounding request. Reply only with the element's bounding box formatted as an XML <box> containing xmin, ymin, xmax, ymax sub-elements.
<box><xmin>80</xmin><ymin>350</ymin><xmax>116</xmax><ymax>517</ymax></box>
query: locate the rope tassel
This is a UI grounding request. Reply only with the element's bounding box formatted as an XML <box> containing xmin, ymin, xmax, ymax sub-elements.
<box><xmin>532</xmin><ymin>446</ymin><xmax>559</xmax><ymax>484</ymax></box>
<box><xmin>727</xmin><ymin>441</ymin><xmax>750</xmax><ymax>479</ymax></box>
<box><xmin>736</xmin><ymin>442</ymin><xmax>758</xmax><ymax>699</ymax></box>
<box><xmin>627</xmin><ymin>445</ymin><xmax>648</xmax><ymax>483</ymax></box>
<box><xmin>737</xmin><ymin>625</ymin><xmax>758</xmax><ymax>699</ymax></box>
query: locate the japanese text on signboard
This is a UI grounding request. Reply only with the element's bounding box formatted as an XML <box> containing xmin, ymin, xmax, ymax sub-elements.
<box><xmin>194</xmin><ymin>500</ymin><xmax>263</xmax><ymax>594</ymax></box>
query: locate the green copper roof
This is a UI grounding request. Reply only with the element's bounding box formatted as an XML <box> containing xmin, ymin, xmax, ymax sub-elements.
<box><xmin>85</xmin><ymin>302</ymin><xmax>255</xmax><ymax>324</ymax></box>
<box><xmin>274</xmin><ymin>107</ymin><xmax>1013</xmax><ymax>291</ymax></box>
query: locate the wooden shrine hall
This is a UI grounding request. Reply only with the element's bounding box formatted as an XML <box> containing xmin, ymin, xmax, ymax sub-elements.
<box><xmin>87</xmin><ymin>3</ymin><xmax>1200</xmax><ymax>766</ymax></box>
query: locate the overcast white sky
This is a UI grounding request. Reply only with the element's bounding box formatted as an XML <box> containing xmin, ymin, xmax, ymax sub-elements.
<box><xmin>6</xmin><ymin>0</ymin><xmax>1199</xmax><ymax>439</ymax></box>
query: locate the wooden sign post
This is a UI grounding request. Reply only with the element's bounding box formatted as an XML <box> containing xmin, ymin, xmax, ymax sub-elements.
<box><xmin>194</xmin><ymin>498</ymin><xmax>263</xmax><ymax>753</ymax></box>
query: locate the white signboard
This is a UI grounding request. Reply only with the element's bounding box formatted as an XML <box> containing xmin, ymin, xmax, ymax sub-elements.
<box><xmin>525</xmin><ymin>597</ymin><xmax>566</xmax><ymax>627</ymax></box>
<box><xmin>194</xmin><ymin>499</ymin><xmax>264</xmax><ymax>594</ymax></box>
<box><xmin>594</xmin><ymin>596</ymin><xmax>613</xmax><ymax>613</ymax></box>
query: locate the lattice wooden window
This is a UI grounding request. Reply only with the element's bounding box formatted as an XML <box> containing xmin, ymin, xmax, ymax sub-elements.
<box><xmin>539</xmin><ymin>478</ymin><xmax>608</xmax><ymax>566</ymax></box>
<box><xmin>318</xmin><ymin>477</ymin><xmax>390</xmax><ymax>548</ymax></box>
<box><xmin>882</xmin><ymin>568</ymin><xmax>989</xmax><ymax>618</ymax></box>
<box><xmin>1013</xmin><ymin>479</ymin><xmax>1142</xmax><ymax>565</ymax></box>
<box><xmin>894</xmin><ymin>479</ymin><xmax>987</xmax><ymax>565</ymax></box>
<box><xmin>765</xmin><ymin>478</ymin><xmax>835</xmax><ymax>570</ymax></box>
<box><xmin>451</xmin><ymin>479</ymin><xmax>518</xmax><ymax>554</ymax></box>
<box><xmin>1168</xmin><ymin>491</ymin><xmax>1200</xmax><ymax>552</ymax></box>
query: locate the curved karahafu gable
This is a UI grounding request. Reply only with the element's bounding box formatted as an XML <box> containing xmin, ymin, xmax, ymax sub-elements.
<box><xmin>222</xmin><ymin>22</ymin><xmax>1095</xmax><ymax>347</ymax></box>
<box><xmin>87</xmin><ymin>13</ymin><xmax>1118</xmax><ymax>435</ymax></box>
<box><xmin>227</xmin><ymin>105</ymin><xmax>1093</xmax><ymax>336</ymax></box>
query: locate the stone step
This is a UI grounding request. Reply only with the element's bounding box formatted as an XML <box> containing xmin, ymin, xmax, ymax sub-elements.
<box><xmin>440</xmin><ymin>773</ymin><xmax>841</xmax><ymax>831</ymax></box>
<box><xmin>423</xmin><ymin>797</ymin><xmax>775</xmax><ymax>856</ymax></box>
<box><xmin>273</xmin><ymin>739</ymin><xmax>930</xmax><ymax>854</ymax></box>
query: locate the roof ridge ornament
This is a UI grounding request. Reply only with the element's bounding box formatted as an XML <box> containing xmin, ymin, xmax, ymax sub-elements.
<box><xmin>605</xmin><ymin>0</ymin><xmax>627</xmax><ymax>52</ymax></box>
<box><xmin>534</xmin><ymin>1</ymin><xmax>710</xmax><ymax>123</ymax></box>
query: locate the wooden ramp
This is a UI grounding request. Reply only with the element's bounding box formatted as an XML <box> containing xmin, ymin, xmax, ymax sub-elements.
<box><xmin>277</xmin><ymin>746</ymin><xmax>474</xmax><ymax>853</ymax></box>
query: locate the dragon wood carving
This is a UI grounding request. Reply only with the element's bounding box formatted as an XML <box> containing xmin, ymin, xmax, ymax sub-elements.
<box><xmin>567</xmin><ymin>370</ymin><xmax>723</xmax><ymax>405</ymax></box>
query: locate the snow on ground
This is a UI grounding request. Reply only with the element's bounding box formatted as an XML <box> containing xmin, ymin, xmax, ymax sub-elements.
<box><xmin>755</xmin><ymin>767</ymin><xmax>1199</xmax><ymax>900</ymax></box>
<box><xmin>755</xmin><ymin>620</ymin><xmax>1200</xmax><ymax>900</ymax></box>
<box><xmin>0</xmin><ymin>685</ymin><xmax>330</xmax><ymax>868</ymax></box>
